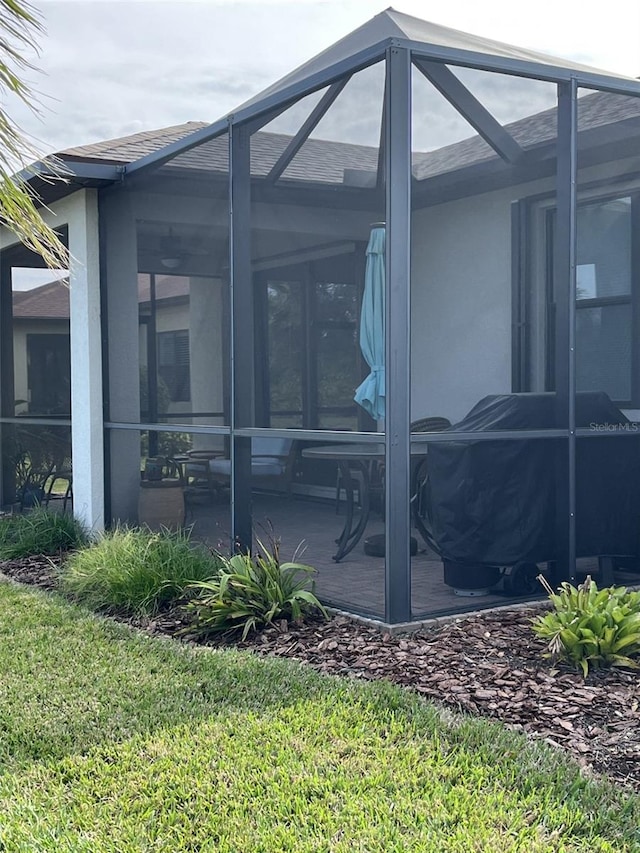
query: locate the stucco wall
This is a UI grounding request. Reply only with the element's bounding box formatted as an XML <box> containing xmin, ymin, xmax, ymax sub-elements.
<box><xmin>409</xmin><ymin>154</ymin><xmax>640</xmax><ymax>425</ymax></box>
<box><xmin>410</xmin><ymin>187</ymin><xmax>517</xmax><ymax>424</ymax></box>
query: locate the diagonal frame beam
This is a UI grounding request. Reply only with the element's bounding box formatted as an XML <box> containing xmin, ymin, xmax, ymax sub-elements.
<box><xmin>414</xmin><ymin>58</ymin><xmax>524</xmax><ymax>164</ymax></box>
<box><xmin>266</xmin><ymin>77</ymin><xmax>351</xmax><ymax>183</ymax></box>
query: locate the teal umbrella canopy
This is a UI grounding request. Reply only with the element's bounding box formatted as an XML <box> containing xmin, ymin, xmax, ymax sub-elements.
<box><xmin>354</xmin><ymin>226</ymin><xmax>385</xmax><ymax>422</ymax></box>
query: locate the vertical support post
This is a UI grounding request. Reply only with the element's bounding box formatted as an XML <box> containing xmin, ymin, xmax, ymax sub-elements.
<box><xmin>101</xmin><ymin>186</ymin><xmax>140</xmax><ymax>525</ymax></box>
<box><xmin>554</xmin><ymin>80</ymin><xmax>578</xmax><ymax>584</ymax></box>
<box><xmin>510</xmin><ymin>200</ymin><xmax>529</xmax><ymax>392</ymax></box>
<box><xmin>147</xmin><ymin>274</ymin><xmax>159</xmax><ymax>457</ymax></box>
<box><xmin>190</xmin><ymin>275</ymin><xmax>225</xmax><ymax>451</ymax></box>
<box><xmin>68</xmin><ymin>189</ymin><xmax>104</xmax><ymax>531</ymax></box>
<box><xmin>0</xmin><ymin>250</ymin><xmax>14</xmax><ymax>506</ymax></box>
<box><xmin>229</xmin><ymin>121</ymin><xmax>254</xmax><ymax>552</ymax></box>
<box><xmin>384</xmin><ymin>46</ymin><xmax>412</xmax><ymax>623</ymax></box>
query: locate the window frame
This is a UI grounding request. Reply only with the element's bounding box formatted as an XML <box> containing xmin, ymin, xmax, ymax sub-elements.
<box><xmin>513</xmin><ymin>186</ymin><xmax>640</xmax><ymax>409</ymax></box>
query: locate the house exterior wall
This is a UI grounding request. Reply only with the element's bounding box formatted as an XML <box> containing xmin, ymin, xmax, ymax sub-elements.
<box><xmin>409</xmin><ymin>154</ymin><xmax>640</xmax><ymax>425</ymax></box>
<box><xmin>411</xmin><ymin>187</ymin><xmax>518</xmax><ymax>424</ymax></box>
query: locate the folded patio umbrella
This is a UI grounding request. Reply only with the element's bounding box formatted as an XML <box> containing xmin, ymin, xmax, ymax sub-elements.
<box><xmin>354</xmin><ymin>226</ymin><xmax>385</xmax><ymax>423</ymax></box>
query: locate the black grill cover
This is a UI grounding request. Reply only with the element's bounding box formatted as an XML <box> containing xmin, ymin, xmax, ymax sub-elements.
<box><xmin>425</xmin><ymin>392</ymin><xmax>640</xmax><ymax>565</ymax></box>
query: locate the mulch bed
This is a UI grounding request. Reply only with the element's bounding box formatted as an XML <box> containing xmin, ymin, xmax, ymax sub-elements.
<box><xmin>2</xmin><ymin>554</ymin><xmax>639</xmax><ymax>792</ymax></box>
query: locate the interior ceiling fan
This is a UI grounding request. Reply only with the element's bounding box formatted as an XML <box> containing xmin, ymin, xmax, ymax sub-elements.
<box><xmin>140</xmin><ymin>222</ymin><xmax>227</xmax><ymax>275</ymax></box>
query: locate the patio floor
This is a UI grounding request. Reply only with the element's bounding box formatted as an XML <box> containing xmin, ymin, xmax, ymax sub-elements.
<box><xmin>184</xmin><ymin>490</ymin><xmax>542</xmax><ymax>621</ymax></box>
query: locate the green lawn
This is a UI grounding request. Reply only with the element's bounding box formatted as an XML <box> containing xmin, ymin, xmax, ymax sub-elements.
<box><xmin>0</xmin><ymin>581</ymin><xmax>638</xmax><ymax>852</ymax></box>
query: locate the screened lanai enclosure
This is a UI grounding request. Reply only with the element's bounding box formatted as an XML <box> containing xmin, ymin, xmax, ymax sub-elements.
<box><xmin>2</xmin><ymin>9</ymin><xmax>640</xmax><ymax>624</ymax></box>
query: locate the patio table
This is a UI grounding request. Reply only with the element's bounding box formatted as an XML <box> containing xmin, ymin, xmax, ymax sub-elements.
<box><xmin>302</xmin><ymin>443</ymin><xmax>430</xmax><ymax>562</ymax></box>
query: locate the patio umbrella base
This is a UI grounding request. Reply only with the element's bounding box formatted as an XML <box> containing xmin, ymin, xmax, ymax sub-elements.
<box><xmin>364</xmin><ymin>533</ymin><xmax>418</xmax><ymax>558</ymax></box>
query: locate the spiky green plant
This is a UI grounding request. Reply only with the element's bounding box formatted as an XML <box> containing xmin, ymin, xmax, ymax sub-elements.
<box><xmin>186</xmin><ymin>538</ymin><xmax>327</xmax><ymax>640</ymax></box>
<box><xmin>532</xmin><ymin>574</ymin><xmax>640</xmax><ymax>677</ymax></box>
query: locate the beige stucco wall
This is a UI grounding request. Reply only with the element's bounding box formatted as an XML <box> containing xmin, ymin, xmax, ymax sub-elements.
<box><xmin>409</xmin><ymin>153</ymin><xmax>640</xmax><ymax>425</ymax></box>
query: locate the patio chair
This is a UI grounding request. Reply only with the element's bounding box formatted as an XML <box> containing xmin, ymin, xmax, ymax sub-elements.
<box><xmin>14</xmin><ymin>429</ymin><xmax>74</xmax><ymax>513</ymax></box>
<box><xmin>185</xmin><ymin>437</ymin><xmax>297</xmax><ymax>499</ymax></box>
<box><xmin>14</xmin><ymin>450</ymin><xmax>55</xmax><ymax>510</ymax></box>
<box><xmin>42</xmin><ymin>456</ymin><xmax>73</xmax><ymax>513</ymax></box>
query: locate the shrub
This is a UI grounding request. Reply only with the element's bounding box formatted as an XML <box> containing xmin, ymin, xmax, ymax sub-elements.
<box><xmin>532</xmin><ymin>574</ymin><xmax>640</xmax><ymax>676</ymax></box>
<box><xmin>185</xmin><ymin>539</ymin><xmax>327</xmax><ymax>640</ymax></box>
<box><xmin>0</xmin><ymin>508</ymin><xmax>88</xmax><ymax>559</ymax></box>
<box><xmin>60</xmin><ymin>526</ymin><xmax>222</xmax><ymax>615</ymax></box>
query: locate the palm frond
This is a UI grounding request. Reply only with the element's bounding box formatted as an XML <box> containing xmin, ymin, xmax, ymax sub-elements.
<box><xmin>0</xmin><ymin>0</ymin><xmax>68</xmax><ymax>268</ymax></box>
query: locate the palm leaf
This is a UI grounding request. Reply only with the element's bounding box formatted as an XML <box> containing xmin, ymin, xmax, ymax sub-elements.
<box><xmin>0</xmin><ymin>0</ymin><xmax>68</xmax><ymax>268</ymax></box>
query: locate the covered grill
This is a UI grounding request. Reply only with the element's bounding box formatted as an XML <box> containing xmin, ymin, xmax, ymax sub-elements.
<box><xmin>422</xmin><ymin>392</ymin><xmax>640</xmax><ymax>588</ymax></box>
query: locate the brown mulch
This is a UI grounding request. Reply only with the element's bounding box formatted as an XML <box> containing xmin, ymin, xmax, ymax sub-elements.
<box><xmin>1</xmin><ymin>554</ymin><xmax>639</xmax><ymax>792</ymax></box>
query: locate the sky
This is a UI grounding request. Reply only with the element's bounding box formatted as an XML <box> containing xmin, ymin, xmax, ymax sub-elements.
<box><xmin>9</xmin><ymin>0</ymin><xmax>640</xmax><ymax>160</ymax></box>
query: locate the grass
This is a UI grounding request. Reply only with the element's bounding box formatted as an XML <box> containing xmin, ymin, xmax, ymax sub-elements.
<box><xmin>0</xmin><ymin>582</ymin><xmax>638</xmax><ymax>851</ymax></box>
<box><xmin>60</xmin><ymin>525</ymin><xmax>223</xmax><ymax>614</ymax></box>
<box><xmin>0</xmin><ymin>507</ymin><xmax>88</xmax><ymax>559</ymax></box>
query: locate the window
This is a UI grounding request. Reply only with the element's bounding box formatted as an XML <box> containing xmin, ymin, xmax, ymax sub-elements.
<box><xmin>157</xmin><ymin>330</ymin><xmax>190</xmax><ymax>402</ymax></box>
<box><xmin>26</xmin><ymin>334</ymin><xmax>71</xmax><ymax>416</ymax></box>
<box><xmin>255</xmin><ymin>248</ymin><xmax>365</xmax><ymax>429</ymax></box>
<box><xmin>537</xmin><ymin>195</ymin><xmax>635</xmax><ymax>405</ymax></box>
<box><xmin>574</xmin><ymin>197</ymin><xmax>633</xmax><ymax>403</ymax></box>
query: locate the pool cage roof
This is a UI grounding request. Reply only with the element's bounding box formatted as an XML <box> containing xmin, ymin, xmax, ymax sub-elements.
<box><xmin>120</xmin><ymin>6</ymin><xmax>640</xmax><ymax>180</ymax></box>
<box><xmin>22</xmin><ymin>6</ymin><xmax>640</xmax><ymax>204</ymax></box>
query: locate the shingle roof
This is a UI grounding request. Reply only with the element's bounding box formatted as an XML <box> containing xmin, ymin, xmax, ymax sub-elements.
<box><xmin>137</xmin><ymin>275</ymin><xmax>190</xmax><ymax>304</ymax></box>
<box><xmin>13</xmin><ymin>275</ymin><xmax>190</xmax><ymax>320</ymax></box>
<box><xmin>12</xmin><ymin>279</ymin><xmax>69</xmax><ymax>319</ymax></box>
<box><xmin>56</xmin><ymin>89</ymin><xmax>640</xmax><ymax>188</ymax></box>
<box><xmin>158</xmin><ymin>130</ymin><xmax>380</xmax><ymax>184</ymax></box>
<box><xmin>413</xmin><ymin>92</ymin><xmax>640</xmax><ymax>180</ymax></box>
<box><xmin>60</xmin><ymin>122</ymin><xmax>209</xmax><ymax>165</ymax></box>
<box><xmin>58</xmin><ymin>125</ymin><xmax>381</xmax><ymax>184</ymax></box>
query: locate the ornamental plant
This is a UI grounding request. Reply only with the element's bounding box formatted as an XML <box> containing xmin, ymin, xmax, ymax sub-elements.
<box><xmin>0</xmin><ymin>507</ymin><xmax>88</xmax><ymax>559</ymax></box>
<box><xmin>60</xmin><ymin>526</ymin><xmax>222</xmax><ymax>614</ymax></box>
<box><xmin>532</xmin><ymin>574</ymin><xmax>640</xmax><ymax>677</ymax></box>
<box><xmin>185</xmin><ymin>538</ymin><xmax>327</xmax><ymax>640</ymax></box>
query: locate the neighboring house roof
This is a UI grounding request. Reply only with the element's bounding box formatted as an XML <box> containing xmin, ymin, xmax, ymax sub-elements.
<box><xmin>137</xmin><ymin>275</ymin><xmax>190</xmax><ymax>304</ymax></box>
<box><xmin>13</xmin><ymin>275</ymin><xmax>190</xmax><ymax>321</ymax></box>
<box><xmin>12</xmin><ymin>279</ymin><xmax>69</xmax><ymax>320</ymax></box>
